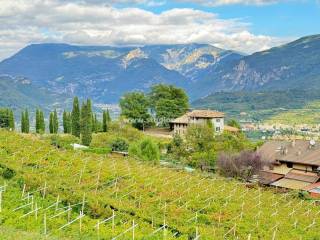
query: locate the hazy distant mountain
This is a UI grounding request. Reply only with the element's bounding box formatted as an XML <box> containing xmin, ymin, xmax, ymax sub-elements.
<box><xmin>0</xmin><ymin>75</ymin><xmax>64</xmax><ymax>110</ymax></box>
<box><xmin>0</xmin><ymin>43</ymin><xmax>242</xmax><ymax>104</ymax></box>
<box><xmin>192</xmin><ymin>34</ymin><xmax>320</xmax><ymax>98</ymax></box>
<box><xmin>0</xmin><ymin>35</ymin><xmax>319</xmax><ymax>108</ymax></box>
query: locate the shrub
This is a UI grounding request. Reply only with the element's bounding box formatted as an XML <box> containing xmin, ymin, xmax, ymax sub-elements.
<box><xmin>111</xmin><ymin>138</ymin><xmax>129</xmax><ymax>152</ymax></box>
<box><xmin>0</xmin><ymin>164</ymin><xmax>15</xmax><ymax>179</ymax></box>
<box><xmin>129</xmin><ymin>138</ymin><xmax>160</xmax><ymax>163</ymax></box>
<box><xmin>217</xmin><ymin>151</ymin><xmax>267</xmax><ymax>180</ymax></box>
<box><xmin>140</xmin><ymin>139</ymin><xmax>160</xmax><ymax>162</ymax></box>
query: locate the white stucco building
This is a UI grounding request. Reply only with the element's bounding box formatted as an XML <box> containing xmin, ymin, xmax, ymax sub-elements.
<box><xmin>170</xmin><ymin>110</ymin><xmax>225</xmax><ymax>135</ymax></box>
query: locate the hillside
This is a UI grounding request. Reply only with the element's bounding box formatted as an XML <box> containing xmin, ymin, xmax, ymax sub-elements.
<box><xmin>0</xmin><ymin>129</ymin><xmax>319</xmax><ymax>239</ymax></box>
<box><xmin>192</xmin><ymin>89</ymin><xmax>320</xmax><ymax>121</ymax></box>
<box><xmin>192</xmin><ymin>34</ymin><xmax>320</xmax><ymax>97</ymax></box>
<box><xmin>0</xmin><ymin>75</ymin><xmax>66</xmax><ymax>111</ymax></box>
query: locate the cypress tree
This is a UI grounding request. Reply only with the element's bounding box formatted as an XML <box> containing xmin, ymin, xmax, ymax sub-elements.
<box><xmin>106</xmin><ymin>109</ymin><xmax>111</xmax><ymax>122</ymax></box>
<box><xmin>35</xmin><ymin>109</ymin><xmax>40</xmax><ymax>133</ymax></box>
<box><xmin>94</xmin><ymin>114</ymin><xmax>99</xmax><ymax>132</ymax></box>
<box><xmin>68</xmin><ymin>112</ymin><xmax>72</xmax><ymax>133</ymax></box>
<box><xmin>49</xmin><ymin>112</ymin><xmax>54</xmax><ymax>134</ymax></box>
<box><xmin>53</xmin><ymin>109</ymin><xmax>58</xmax><ymax>133</ymax></box>
<box><xmin>21</xmin><ymin>111</ymin><xmax>25</xmax><ymax>133</ymax></box>
<box><xmin>63</xmin><ymin>110</ymin><xmax>68</xmax><ymax>133</ymax></box>
<box><xmin>91</xmin><ymin>113</ymin><xmax>96</xmax><ymax>133</ymax></box>
<box><xmin>39</xmin><ymin>110</ymin><xmax>45</xmax><ymax>133</ymax></box>
<box><xmin>9</xmin><ymin>110</ymin><xmax>14</xmax><ymax>130</ymax></box>
<box><xmin>25</xmin><ymin>109</ymin><xmax>30</xmax><ymax>133</ymax></box>
<box><xmin>80</xmin><ymin>99</ymin><xmax>93</xmax><ymax>146</ymax></box>
<box><xmin>102</xmin><ymin>111</ymin><xmax>108</xmax><ymax>132</ymax></box>
<box><xmin>71</xmin><ymin>97</ymin><xmax>80</xmax><ymax>137</ymax></box>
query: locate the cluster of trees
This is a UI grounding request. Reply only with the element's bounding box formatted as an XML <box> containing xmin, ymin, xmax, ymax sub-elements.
<box><xmin>35</xmin><ymin>109</ymin><xmax>45</xmax><ymax>133</ymax></box>
<box><xmin>67</xmin><ymin>97</ymin><xmax>111</xmax><ymax>146</ymax></box>
<box><xmin>49</xmin><ymin>110</ymin><xmax>58</xmax><ymax>134</ymax></box>
<box><xmin>167</xmin><ymin>122</ymin><xmax>256</xmax><ymax>170</ymax></box>
<box><xmin>21</xmin><ymin>109</ymin><xmax>30</xmax><ymax>133</ymax></box>
<box><xmin>168</xmin><ymin>124</ymin><xmax>216</xmax><ymax>169</ymax></box>
<box><xmin>0</xmin><ymin>97</ymin><xmax>112</xmax><ymax>147</ymax></box>
<box><xmin>120</xmin><ymin>84</ymin><xmax>189</xmax><ymax>129</ymax></box>
<box><xmin>0</xmin><ymin>108</ymin><xmax>15</xmax><ymax>130</ymax></box>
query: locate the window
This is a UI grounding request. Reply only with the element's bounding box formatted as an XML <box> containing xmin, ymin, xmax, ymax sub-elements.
<box><xmin>216</xmin><ymin>119</ymin><xmax>220</xmax><ymax>123</ymax></box>
<box><xmin>216</xmin><ymin>127</ymin><xmax>221</xmax><ymax>132</ymax></box>
<box><xmin>286</xmin><ymin>162</ymin><xmax>293</xmax><ymax>168</ymax></box>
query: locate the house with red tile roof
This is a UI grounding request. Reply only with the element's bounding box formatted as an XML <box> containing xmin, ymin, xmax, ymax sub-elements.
<box><xmin>258</xmin><ymin>140</ymin><xmax>320</xmax><ymax>194</ymax></box>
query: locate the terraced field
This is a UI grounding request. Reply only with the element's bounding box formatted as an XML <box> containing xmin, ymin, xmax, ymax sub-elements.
<box><xmin>0</xmin><ymin>130</ymin><xmax>319</xmax><ymax>239</ymax></box>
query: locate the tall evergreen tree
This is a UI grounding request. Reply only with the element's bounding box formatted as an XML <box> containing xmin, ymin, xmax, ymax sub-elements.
<box><xmin>53</xmin><ymin>109</ymin><xmax>58</xmax><ymax>133</ymax></box>
<box><xmin>9</xmin><ymin>109</ymin><xmax>14</xmax><ymax>130</ymax></box>
<box><xmin>25</xmin><ymin>109</ymin><xmax>30</xmax><ymax>133</ymax></box>
<box><xmin>35</xmin><ymin>109</ymin><xmax>40</xmax><ymax>133</ymax></box>
<box><xmin>0</xmin><ymin>108</ymin><xmax>14</xmax><ymax>130</ymax></box>
<box><xmin>80</xmin><ymin>99</ymin><xmax>93</xmax><ymax>146</ymax></box>
<box><xmin>67</xmin><ymin>112</ymin><xmax>72</xmax><ymax>133</ymax></box>
<box><xmin>49</xmin><ymin>112</ymin><xmax>54</xmax><ymax>134</ymax></box>
<box><xmin>91</xmin><ymin>113</ymin><xmax>96</xmax><ymax>132</ymax></box>
<box><xmin>21</xmin><ymin>111</ymin><xmax>25</xmax><ymax>133</ymax></box>
<box><xmin>106</xmin><ymin>109</ymin><xmax>111</xmax><ymax>122</ymax></box>
<box><xmin>63</xmin><ymin>110</ymin><xmax>68</xmax><ymax>133</ymax></box>
<box><xmin>39</xmin><ymin>110</ymin><xmax>45</xmax><ymax>133</ymax></box>
<box><xmin>71</xmin><ymin>97</ymin><xmax>80</xmax><ymax>137</ymax></box>
<box><xmin>102</xmin><ymin>110</ymin><xmax>108</xmax><ymax>132</ymax></box>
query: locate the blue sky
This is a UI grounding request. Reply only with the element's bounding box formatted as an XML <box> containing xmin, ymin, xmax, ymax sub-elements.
<box><xmin>117</xmin><ymin>0</ymin><xmax>320</xmax><ymax>37</ymax></box>
<box><xmin>0</xmin><ymin>0</ymin><xmax>319</xmax><ymax>60</ymax></box>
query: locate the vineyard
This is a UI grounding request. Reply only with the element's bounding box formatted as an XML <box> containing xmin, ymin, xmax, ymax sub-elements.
<box><xmin>0</xmin><ymin>129</ymin><xmax>319</xmax><ymax>239</ymax></box>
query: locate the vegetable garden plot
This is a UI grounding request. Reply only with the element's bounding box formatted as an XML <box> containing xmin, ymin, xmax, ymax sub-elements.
<box><xmin>0</xmin><ymin>130</ymin><xmax>320</xmax><ymax>239</ymax></box>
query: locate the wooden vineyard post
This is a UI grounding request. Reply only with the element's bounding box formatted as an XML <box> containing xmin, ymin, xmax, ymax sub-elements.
<box><xmin>132</xmin><ymin>220</ymin><xmax>135</xmax><ymax>240</ymax></box>
<box><xmin>44</xmin><ymin>213</ymin><xmax>47</xmax><ymax>235</ymax></box>
<box><xmin>0</xmin><ymin>185</ymin><xmax>5</xmax><ymax>213</ymax></box>
<box><xmin>112</xmin><ymin>210</ymin><xmax>115</xmax><ymax>233</ymax></box>
<box><xmin>21</xmin><ymin>184</ymin><xmax>26</xmax><ymax>198</ymax></box>
<box><xmin>42</xmin><ymin>182</ymin><xmax>47</xmax><ymax>199</ymax></box>
<box><xmin>95</xmin><ymin>210</ymin><xmax>116</xmax><ymax>238</ymax></box>
<box><xmin>80</xmin><ymin>211</ymin><xmax>83</xmax><ymax>233</ymax></box>
<box><xmin>55</xmin><ymin>195</ymin><xmax>60</xmax><ymax>212</ymax></box>
<box><xmin>163</xmin><ymin>217</ymin><xmax>167</xmax><ymax>239</ymax></box>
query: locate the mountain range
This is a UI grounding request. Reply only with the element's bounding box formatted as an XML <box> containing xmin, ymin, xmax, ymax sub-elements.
<box><xmin>0</xmin><ymin>34</ymin><xmax>319</xmax><ymax>110</ymax></box>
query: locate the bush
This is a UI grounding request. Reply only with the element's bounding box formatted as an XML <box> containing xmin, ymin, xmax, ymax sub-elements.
<box><xmin>129</xmin><ymin>138</ymin><xmax>160</xmax><ymax>163</ymax></box>
<box><xmin>111</xmin><ymin>138</ymin><xmax>129</xmax><ymax>152</ymax></box>
<box><xmin>0</xmin><ymin>164</ymin><xmax>15</xmax><ymax>179</ymax></box>
<box><xmin>217</xmin><ymin>151</ymin><xmax>267</xmax><ymax>180</ymax></box>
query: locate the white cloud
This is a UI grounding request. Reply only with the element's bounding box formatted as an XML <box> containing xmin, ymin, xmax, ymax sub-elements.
<box><xmin>174</xmin><ymin>0</ymin><xmax>280</xmax><ymax>6</ymax></box>
<box><xmin>0</xmin><ymin>0</ymin><xmax>290</xmax><ymax>60</ymax></box>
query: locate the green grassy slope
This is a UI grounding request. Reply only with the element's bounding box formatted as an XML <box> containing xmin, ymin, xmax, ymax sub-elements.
<box><xmin>0</xmin><ymin>130</ymin><xmax>319</xmax><ymax>239</ymax></box>
<box><xmin>192</xmin><ymin>89</ymin><xmax>320</xmax><ymax>122</ymax></box>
